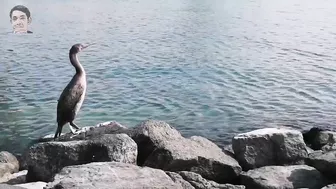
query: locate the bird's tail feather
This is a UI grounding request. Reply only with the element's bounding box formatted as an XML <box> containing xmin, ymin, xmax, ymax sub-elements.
<box><xmin>54</xmin><ymin>123</ymin><xmax>63</xmax><ymax>140</ymax></box>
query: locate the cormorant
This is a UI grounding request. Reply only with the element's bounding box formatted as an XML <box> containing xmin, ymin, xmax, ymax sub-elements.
<box><xmin>54</xmin><ymin>43</ymin><xmax>93</xmax><ymax>139</ymax></box>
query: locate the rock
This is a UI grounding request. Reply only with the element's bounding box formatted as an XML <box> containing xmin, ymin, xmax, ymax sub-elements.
<box><xmin>322</xmin><ymin>184</ymin><xmax>336</xmax><ymax>189</ymax></box>
<box><xmin>18</xmin><ymin>121</ymin><xmax>129</xmax><ymax>171</ymax></box>
<box><xmin>232</xmin><ymin>127</ymin><xmax>308</xmax><ymax>170</ymax></box>
<box><xmin>130</xmin><ymin>120</ymin><xmax>242</xmax><ymax>184</ymax></box>
<box><xmin>313</xmin><ymin>131</ymin><xmax>336</xmax><ymax>150</ymax></box>
<box><xmin>38</xmin><ymin>121</ymin><xmax>129</xmax><ymax>142</ymax></box>
<box><xmin>0</xmin><ymin>163</ymin><xmax>19</xmax><ymax>183</ymax></box>
<box><xmin>14</xmin><ymin>182</ymin><xmax>47</xmax><ymax>189</ymax></box>
<box><xmin>0</xmin><ymin>184</ymin><xmax>24</xmax><ymax>189</ymax></box>
<box><xmin>177</xmin><ymin>171</ymin><xmax>245</xmax><ymax>189</ymax></box>
<box><xmin>240</xmin><ymin>165</ymin><xmax>330</xmax><ymax>189</ymax></box>
<box><xmin>305</xmin><ymin>150</ymin><xmax>336</xmax><ymax>182</ymax></box>
<box><xmin>94</xmin><ymin>134</ymin><xmax>137</xmax><ymax>163</ymax></box>
<box><xmin>166</xmin><ymin>172</ymin><xmax>195</xmax><ymax>189</ymax></box>
<box><xmin>15</xmin><ymin>155</ymin><xmax>27</xmax><ymax>171</ymax></box>
<box><xmin>0</xmin><ymin>164</ymin><xmax>13</xmax><ymax>179</ymax></box>
<box><xmin>223</xmin><ymin>145</ymin><xmax>236</xmax><ymax>159</ymax></box>
<box><xmin>0</xmin><ymin>152</ymin><xmax>19</xmax><ymax>173</ymax></box>
<box><xmin>130</xmin><ymin>120</ymin><xmax>182</xmax><ymax>165</ymax></box>
<box><xmin>166</xmin><ymin>171</ymin><xmax>246</xmax><ymax>189</ymax></box>
<box><xmin>306</xmin><ymin>146</ymin><xmax>316</xmax><ymax>154</ymax></box>
<box><xmin>0</xmin><ymin>151</ymin><xmax>20</xmax><ymax>182</ymax></box>
<box><xmin>2</xmin><ymin>170</ymin><xmax>27</xmax><ymax>184</ymax></box>
<box><xmin>303</xmin><ymin>127</ymin><xmax>336</xmax><ymax>150</ymax></box>
<box><xmin>303</xmin><ymin>127</ymin><xmax>325</xmax><ymax>149</ymax></box>
<box><xmin>45</xmin><ymin>162</ymin><xmax>184</xmax><ymax>189</ymax></box>
<box><xmin>25</xmin><ymin>134</ymin><xmax>137</xmax><ymax>182</ymax></box>
<box><xmin>321</xmin><ymin>143</ymin><xmax>336</xmax><ymax>152</ymax></box>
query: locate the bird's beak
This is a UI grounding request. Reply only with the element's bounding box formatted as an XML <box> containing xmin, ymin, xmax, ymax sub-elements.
<box><xmin>82</xmin><ymin>43</ymin><xmax>95</xmax><ymax>50</ymax></box>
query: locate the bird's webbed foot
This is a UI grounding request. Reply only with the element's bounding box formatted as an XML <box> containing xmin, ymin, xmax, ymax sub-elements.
<box><xmin>69</xmin><ymin>121</ymin><xmax>81</xmax><ymax>135</ymax></box>
<box><xmin>69</xmin><ymin>125</ymin><xmax>81</xmax><ymax>135</ymax></box>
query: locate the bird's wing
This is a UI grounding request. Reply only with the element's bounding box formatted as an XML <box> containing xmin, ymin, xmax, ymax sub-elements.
<box><xmin>57</xmin><ymin>83</ymin><xmax>85</xmax><ymax>122</ymax></box>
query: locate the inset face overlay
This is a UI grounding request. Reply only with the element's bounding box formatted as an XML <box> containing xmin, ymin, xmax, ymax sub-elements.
<box><xmin>10</xmin><ymin>5</ymin><xmax>33</xmax><ymax>34</ymax></box>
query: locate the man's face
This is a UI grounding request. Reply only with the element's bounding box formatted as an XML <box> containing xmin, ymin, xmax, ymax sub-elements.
<box><xmin>11</xmin><ymin>10</ymin><xmax>31</xmax><ymax>33</ymax></box>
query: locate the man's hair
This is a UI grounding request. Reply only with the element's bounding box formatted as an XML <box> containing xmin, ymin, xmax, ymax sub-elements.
<box><xmin>9</xmin><ymin>5</ymin><xmax>31</xmax><ymax>18</ymax></box>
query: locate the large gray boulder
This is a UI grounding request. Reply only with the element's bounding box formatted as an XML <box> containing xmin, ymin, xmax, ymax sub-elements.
<box><xmin>129</xmin><ymin>120</ymin><xmax>242</xmax><ymax>184</ymax></box>
<box><xmin>240</xmin><ymin>165</ymin><xmax>330</xmax><ymax>189</ymax></box>
<box><xmin>45</xmin><ymin>162</ymin><xmax>184</xmax><ymax>189</ymax></box>
<box><xmin>25</xmin><ymin>134</ymin><xmax>137</xmax><ymax>182</ymax></box>
<box><xmin>19</xmin><ymin>121</ymin><xmax>129</xmax><ymax>171</ymax></box>
<box><xmin>305</xmin><ymin>150</ymin><xmax>336</xmax><ymax>182</ymax></box>
<box><xmin>232</xmin><ymin>127</ymin><xmax>308</xmax><ymax>170</ymax></box>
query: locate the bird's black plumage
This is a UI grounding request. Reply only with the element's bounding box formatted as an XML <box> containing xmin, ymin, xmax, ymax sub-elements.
<box><xmin>54</xmin><ymin>43</ymin><xmax>91</xmax><ymax>139</ymax></box>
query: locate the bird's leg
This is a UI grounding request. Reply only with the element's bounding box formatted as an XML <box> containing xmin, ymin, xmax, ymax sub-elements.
<box><xmin>70</xmin><ymin>121</ymin><xmax>80</xmax><ymax>129</ymax></box>
<box><xmin>69</xmin><ymin>125</ymin><xmax>77</xmax><ymax>134</ymax></box>
<box><xmin>70</xmin><ymin>121</ymin><xmax>81</xmax><ymax>134</ymax></box>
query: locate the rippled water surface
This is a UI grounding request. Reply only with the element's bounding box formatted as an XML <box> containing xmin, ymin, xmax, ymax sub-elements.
<box><xmin>1</xmin><ymin>0</ymin><xmax>336</xmax><ymax>154</ymax></box>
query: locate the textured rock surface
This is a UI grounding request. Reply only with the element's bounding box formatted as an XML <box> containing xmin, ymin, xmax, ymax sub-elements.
<box><xmin>2</xmin><ymin>170</ymin><xmax>27</xmax><ymax>184</ymax></box>
<box><xmin>316</xmin><ymin>131</ymin><xmax>336</xmax><ymax>149</ymax></box>
<box><xmin>0</xmin><ymin>164</ymin><xmax>17</xmax><ymax>182</ymax></box>
<box><xmin>306</xmin><ymin>146</ymin><xmax>316</xmax><ymax>154</ymax></box>
<box><xmin>45</xmin><ymin>162</ymin><xmax>184</xmax><ymax>189</ymax></box>
<box><xmin>232</xmin><ymin>127</ymin><xmax>308</xmax><ymax>170</ymax></box>
<box><xmin>0</xmin><ymin>184</ymin><xmax>24</xmax><ymax>189</ymax></box>
<box><xmin>305</xmin><ymin>150</ymin><xmax>336</xmax><ymax>181</ymax></box>
<box><xmin>16</xmin><ymin>154</ymin><xmax>27</xmax><ymax>171</ymax></box>
<box><xmin>26</xmin><ymin>134</ymin><xmax>137</xmax><ymax>182</ymax></box>
<box><xmin>303</xmin><ymin>127</ymin><xmax>336</xmax><ymax>150</ymax></box>
<box><xmin>130</xmin><ymin>120</ymin><xmax>183</xmax><ymax>165</ymax></box>
<box><xmin>178</xmin><ymin>171</ymin><xmax>245</xmax><ymax>189</ymax></box>
<box><xmin>0</xmin><ymin>152</ymin><xmax>19</xmax><ymax>173</ymax></box>
<box><xmin>166</xmin><ymin>172</ymin><xmax>195</xmax><ymax>189</ymax></box>
<box><xmin>321</xmin><ymin>143</ymin><xmax>336</xmax><ymax>152</ymax></box>
<box><xmin>0</xmin><ymin>151</ymin><xmax>20</xmax><ymax>183</ymax></box>
<box><xmin>39</xmin><ymin>121</ymin><xmax>129</xmax><ymax>142</ymax></box>
<box><xmin>223</xmin><ymin>145</ymin><xmax>235</xmax><ymax>158</ymax></box>
<box><xmin>19</xmin><ymin>121</ymin><xmax>129</xmax><ymax>171</ymax></box>
<box><xmin>303</xmin><ymin>127</ymin><xmax>325</xmax><ymax>150</ymax></box>
<box><xmin>130</xmin><ymin>120</ymin><xmax>242</xmax><ymax>183</ymax></box>
<box><xmin>240</xmin><ymin>165</ymin><xmax>329</xmax><ymax>189</ymax></box>
<box><xmin>321</xmin><ymin>184</ymin><xmax>336</xmax><ymax>189</ymax></box>
<box><xmin>14</xmin><ymin>182</ymin><xmax>47</xmax><ymax>189</ymax></box>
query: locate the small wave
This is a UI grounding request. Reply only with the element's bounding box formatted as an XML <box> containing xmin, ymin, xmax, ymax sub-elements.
<box><xmin>287</xmin><ymin>87</ymin><xmax>323</xmax><ymax>103</ymax></box>
<box><xmin>313</xmin><ymin>64</ymin><xmax>336</xmax><ymax>73</ymax></box>
<box><xmin>282</xmin><ymin>48</ymin><xmax>331</xmax><ymax>58</ymax></box>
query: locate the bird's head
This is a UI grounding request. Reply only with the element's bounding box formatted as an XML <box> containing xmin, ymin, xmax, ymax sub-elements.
<box><xmin>70</xmin><ymin>43</ymin><xmax>95</xmax><ymax>54</ymax></box>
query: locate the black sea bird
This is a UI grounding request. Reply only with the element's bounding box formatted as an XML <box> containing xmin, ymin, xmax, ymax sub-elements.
<box><xmin>54</xmin><ymin>43</ymin><xmax>94</xmax><ymax>139</ymax></box>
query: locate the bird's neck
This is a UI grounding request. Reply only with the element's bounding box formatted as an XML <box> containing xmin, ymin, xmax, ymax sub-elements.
<box><xmin>69</xmin><ymin>53</ymin><xmax>86</xmax><ymax>75</ymax></box>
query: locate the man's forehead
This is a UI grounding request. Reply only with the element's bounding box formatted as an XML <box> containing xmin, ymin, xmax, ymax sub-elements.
<box><xmin>11</xmin><ymin>10</ymin><xmax>26</xmax><ymax>17</ymax></box>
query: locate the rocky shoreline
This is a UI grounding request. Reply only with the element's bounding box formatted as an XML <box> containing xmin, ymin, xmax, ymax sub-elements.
<box><xmin>0</xmin><ymin>120</ymin><xmax>335</xmax><ymax>189</ymax></box>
